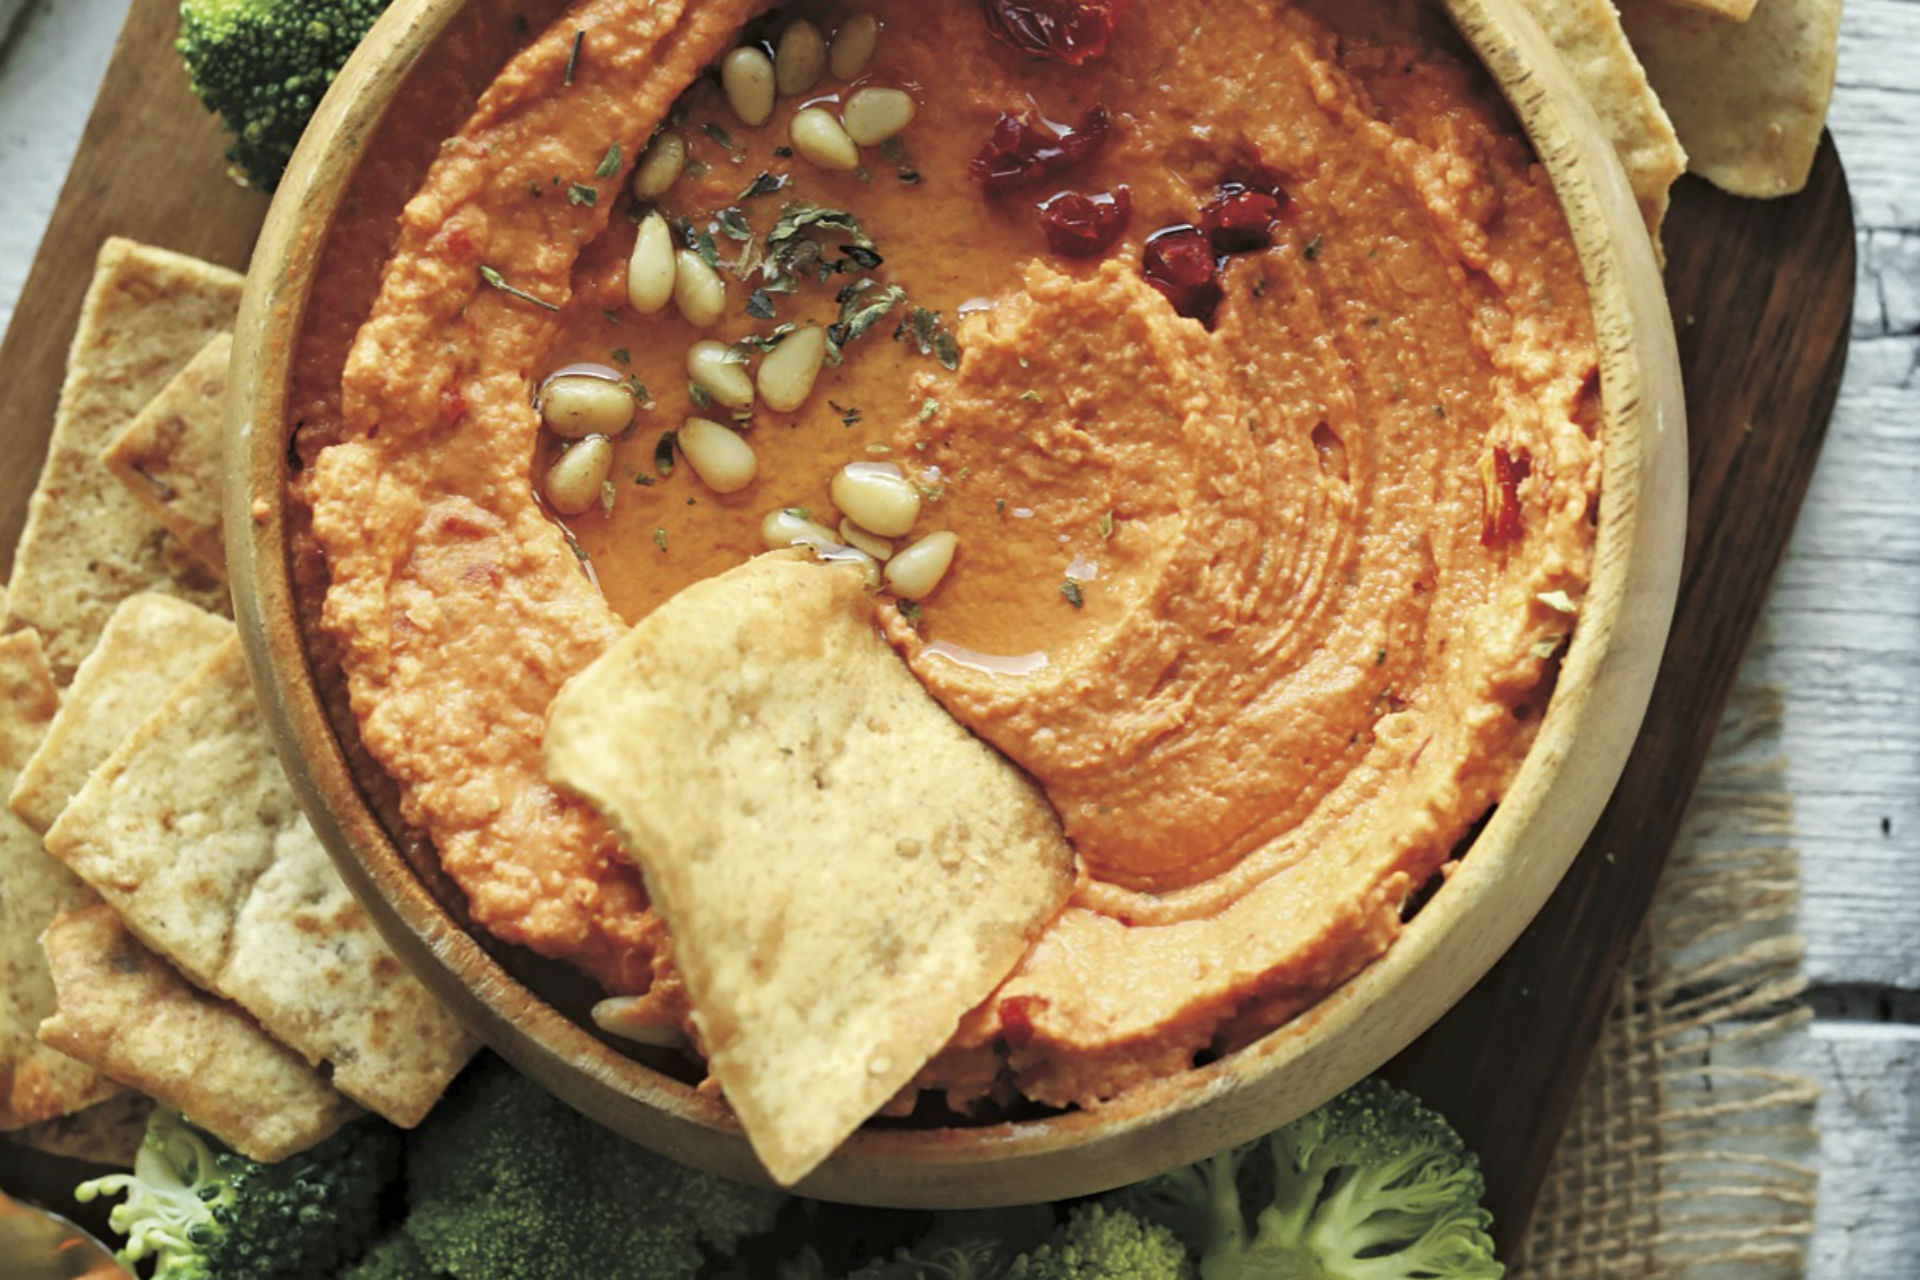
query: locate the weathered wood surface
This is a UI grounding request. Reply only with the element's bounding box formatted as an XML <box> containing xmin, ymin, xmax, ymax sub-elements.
<box><xmin>0</xmin><ymin>0</ymin><xmax>1912</xmax><ymax>1271</ymax></box>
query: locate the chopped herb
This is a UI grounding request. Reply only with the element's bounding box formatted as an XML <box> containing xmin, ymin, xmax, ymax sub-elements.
<box><xmin>683</xmin><ymin>157</ymin><xmax>710</xmax><ymax>179</ymax></box>
<box><xmin>653</xmin><ymin>430</ymin><xmax>677</xmax><ymax>476</ymax></box>
<box><xmin>653</xmin><ymin>527</ymin><xmax>669</xmax><ymax>552</ymax></box>
<box><xmin>830</xmin><ymin>399</ymin><xmax>862</xmax><ymax>428</ymax></box>
<box><xmin>745</xmin><ymin>288</ymin><xmax>776</xmax><ymax>319</ymax></box>
<box><xmin>996</xmin><ymin>497</ymin><xmax>1007</xmax><ymax>514</ymax></box>
<box><xmin>1537</xmin><ymin>589</ymin><xmax>1580</xmax><ymax>615</ymax></box>
<box><xmin>633</xmin><ymin>473</ymin><xmax>656</xmax><ymax>487</ymax></box>
<box><xmin>934</xmin><ymin>331</ymin><xmax>960</xmax><ymax>370</ymax></box>
<box><xmin>1375</xmin><ymin>647</ymin><xmax>1388</xmax><ymax>666</ymax></box>
<box><xmin>694</xmin><ymin>229</ymin><xmax>720</xmax><ymax>267</ymax></box>
<box><xmin>781</xmin><ymin>506</ymin><xmax>811</xmax><ymax>520</ymax></box>
<box><xmin>561</xmin><ymin>523</ymin><xmax>591</xmax><ymax>563</ymax></box>
<box><xmin>1098</xmin><ymin>510</ymin><xmax>1114</xmax><ymax>539</ymax></box>
<box><xmin>716</xmin><ymin>208</ymin><xmax>753</xmax><ymax>241</ymax></box>
<box><xmin>567</xmin><ymin>182</ymin><xmax>598</xmax><ymax>206</ymax></box>
<box><xmin>626</xmin><ymin>374</ymin><xmax>651</xmax><ymax>403</ymax></box>
<box><xmin>599</xmin><ymin>479</ymin><xmax>617</xmax><ymax>517</ymax></box>
<box><xmin>1302</xmin><ymin>233</ymin><xmax>1323</xmax><ymax>262</ymax></box>
<box><xmin>1060</xmin><ymin>578</ymin><xmax>1085</xmax><ymax>609</ymax></box>
<box><xmin>594</xmin><ymin>142</ymin><xmax>621</xmax><ymax>179</ymax></box>
<box><xmin>478</xmin><ymin>265</ymin><xmax>560</xmax><ymax>312</ymax></box>
<box><xmin>766</xmin><ymin>204</ymin><xmax>879</xmax><ymax>273</ymax></box>
<box><xmin>703</xmin><ymin>122</ymin><xmax>741</xmax><ymax>156</ymax></box>
<box><xmin>1433</xmin><ymin>403</ymin><xmax>1447</xmax><ymax>418</ymax></box>
<box><xmin>733</xmin><ymin>323</ymin><xmax>797</xmax><ymax>353</ymax></box>
<box><xmin>719</xmin><ymin>345</ymin><xmax>750</xmax><ymax>365</ymax></box>
<box><xmin>896</xmin><ymin>599</ymin><xmax>924</xmax><ymax>625</ymax></box>
<box><xmin>772</xmin><ymin>145</ymin><xmax>794</xmax><ymax>158</ymax></box>
<box><xmin>916</xmin><ymin>398</ymin><xmax>939</xmax><ymax>423</ymax></box>
<box><xmin>527</xmin><ymin>182</ymin><xmax>544</xmax><ymax>198</ymax></box>
<box><xmin>842</xmin><ymin>244</ymin><xmax>884</xmax><ymax>270</ymax></box>
<box><xmin>878</xmin><ymin>137</ymin><xmax>921</xmax><ymax>185</ymax></box>
<box><xmin>1018</xmin><ymin>389</ymin><xmax>1043</xmax><ymax>403</ymax></box>
<box><xmin>602</xmin><ymin>308</ymin><xmax>622</xmax><ymax>325</ymax></box>
<box><xmin>564</xmin><ymin>29</ymin><xmax>583</xmax><ymax>85</ymax></box>
<box><xmin>738</xmin><ymin>170</ymin><xmax>788</xmax><ymax>200</ymax></box>
<box><xmin>825</xmin><ymin>280</ymin><xmax>907</xmax><ymax>363</ymax></box>
<box><xmin>688</xmin><ymin>381</ymin><xmax>712</xmax><ymax>409</ymax></box>
<box><xmin>610</xmin><ymin>347</ymin><xmax>631</xmax><ymax>365</ymax></box>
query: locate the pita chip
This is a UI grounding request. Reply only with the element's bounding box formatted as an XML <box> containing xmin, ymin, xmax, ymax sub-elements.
<box><xmin>100</xmin><ymin>333</ymin><xmax>233</xmax><ymax>577</ymax></box>
<box><xmin>0</xmin><ymin>630</ymin><xmax>120</xmax><ymax>1130</ymax></box>
<box><xmin>39</xmin><ymin>905</ymin><xmax>355</xmax><ymax>1163</ymax></box>
<box><xmin>43</xmin><ymin>638</ymin><xmax>477</xmax><ymax>1127</ymax></box>
<box><xmin>1518</xmin><ymin>0</ymin><xmax>1688</xmax><ymax>245</ymax></box>
<box><xmin>9</xmin><ymin>593</ymin><xmax>232</xmax><ymax>834</ymax></box>
<box><xmin>3</xmin><ymin>238</ymin><xmax>238</xmax><ymax>682</ymax></box>
<box><xmin>6</xmin><ymin>1092</ymin><xmax>155</xmax><ymax>1169</ymax></box>
<box><xmin>1618</xmin><ymin>0</ymin><xmax>1842</xmax><ymax>197</ymax></box>
<box><xmin>546</xmin><ymin>553</ymin><xmax>1077</xmax><ymax>1185</ymax></box>
<box><xmin>1655</xmin><ymin>0</ymin><xmax>1759</xmax><ymax>20</ymax></box>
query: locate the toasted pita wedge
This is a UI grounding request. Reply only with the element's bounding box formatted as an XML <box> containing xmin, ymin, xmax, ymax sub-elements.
<box><xmin>0</xmin><ymin>630</ymin><xmax>120</xmax><ymax>1130</ymax></box>
<box><xmin>1656</xmin><ymin>0</ymin><xmax>1759</xmax><ymax>20</ymax></box>
<box><xmin>1518</xmin><ymin>0</ymin><xmax>1688</xmax><ymax>249</ymax></box>
<box><xmin>39</xmin><ymin>906</ymin><xmax>354</xmax><ymax>1162</ymax></box>
<box><xmin>100</xmin><ymin>333</ymin><xmax>233</xmax><ymax>576</ymax></box>
<box><xmin>3</xmin><ymin>239</ymin><xmax>238</xmax><ymax>682</ymax></box>
<box><xmin>5</xmin><ymin>1092</ymin><xmax>155</xmax><ymax>1168</ymax></box>
<box><xmin>8</xmin><ymin>593</ymin><xmax>232</xmax><ymax>834</ymax></box>
<box><xmin>1618</xmin><ymin>0</ymin><xmax>1841</xmax><ymax>197</ymax></box>
<box><xmin>43</xmin><ymin>638</ymin><xmax>476</xmax><ymax>1127</ymax></box>
<box><xmin>546</xmin><ymin>553</ymin><xmax>1077</xmax><ymax>1185</ymax></box>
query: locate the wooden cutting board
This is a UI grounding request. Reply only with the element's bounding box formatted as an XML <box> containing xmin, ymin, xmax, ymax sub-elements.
<box><xmin>0</xmin><ymin>0</ymin><xmax>1854</xmax><ymax>1252</ymax></box>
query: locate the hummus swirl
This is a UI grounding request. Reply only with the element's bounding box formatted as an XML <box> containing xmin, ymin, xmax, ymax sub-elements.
<box><xmin>307</xmin><ymin>0</ymin><xmax>1600</xmax><ymax>1109</ymax></box>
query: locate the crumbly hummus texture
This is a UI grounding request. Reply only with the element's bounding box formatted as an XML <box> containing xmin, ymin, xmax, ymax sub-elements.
<box><xmin>304</xmin><ymin>0</ymin><xmax>1600</xmax><ymax>1112</ymax></box>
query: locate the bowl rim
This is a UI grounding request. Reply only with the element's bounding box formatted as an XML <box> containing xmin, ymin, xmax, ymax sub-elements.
<box><xmin>225</xmin><ymin>0</ymin><xmax>1686</xmax><ymax>1206</ymax></box>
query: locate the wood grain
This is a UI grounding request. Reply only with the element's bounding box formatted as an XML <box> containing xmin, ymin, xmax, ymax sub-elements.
<box><xmin>0</xmin><ymin>0</ymin><xmax>265</xmax><ymax>577</ymax></box>
<box><xmin>1387</xmin><ymin>136</ymin><xmax>1857</xmax><ymax>1253</ymax></box>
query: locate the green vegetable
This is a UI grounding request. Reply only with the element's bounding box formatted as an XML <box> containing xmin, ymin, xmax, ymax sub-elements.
<box><xmin>1004</xmin><ymin>1205</ymin><xmax>1193</xmax><ymax>1280</ymax></box>
<box><xmin>1112</xmin><ymin>1078</ymin><xmax>1502</xmax><ymax>1280</ymax></box>
<box><xmin>74</xmin><ymin>1107</ymin><xmax>399</xmax><ymax>1280</ymax></box>
<box><xmin>177</xmin><ymin>0</ymin><xmax>389</xmax><ymax>190</ymax></box>
<box><xmin>399</xmin><ymin>1055</ymin><xmax>785</xmax><ymax>1280</ymax></box>
<box><xmin>340</xmin><ymin>1232</ymin><xmax>438</xmax><ymax>1280</ymax></box>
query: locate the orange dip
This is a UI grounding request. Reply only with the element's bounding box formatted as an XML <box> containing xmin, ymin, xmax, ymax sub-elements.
<box><xmin>305</xmin><ymin>0</ymin><xmax>1600</xmax><ymax>1109</ymax></box>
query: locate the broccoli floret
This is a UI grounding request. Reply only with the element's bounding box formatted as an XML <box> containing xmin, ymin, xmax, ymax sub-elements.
<box><xmin>399</xmin><ymin>1055</ymin><xmax>786</xmax><ymax>1280</ymax></box>
<box><xmin>1003</xmin><ymin>1204</ymin><xmax>1194</xmax><ymax>1280</ymax></box>
<box><xmin>343</xmin><ymin>1232</ymin><xmax>439</xmax><ymax>1280</ymax></box>
<box><xmin>1111</xmin><ymin>1078</ymin><xmax>1503</xmax><ymax>1280</ymax></box>
<box><xmin>74</xmin><ymin>1107</ymin><xmax>400</xmax><ymax>1280</ymax></box>
<box><xmin>176</xmin><ymin>0</ymin><xmax>390</xmax><ymax>189</ymax></box>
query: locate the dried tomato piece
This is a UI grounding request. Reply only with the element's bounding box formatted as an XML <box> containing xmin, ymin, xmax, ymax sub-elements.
<box><xmin>979</xmin><ymin>0</ymin><xmax>1129</xmax><ymax>65</ymax></box>
<box><xmin>1142</xmin><ymin>225</ymin><xmax>1221</xmax><ymax>326</ymax></box>
<box><xmin>1201</xmin><ymin>190</ymin><xmax>1283</xmax><ymax>254</ymax></box>
<box><xmin>1479</xmin><ymin>445</ymin><xmax>1532</xmax><ymax>546</ymax></box>
<box><xmin>970</xmin><ymin>105</ymin><xmax>1111</xmax><ymax>192</ymax></box>
<box><xmin>1039</xmin><ymin>187</ymin><xmax>1131</xmax><ymax>257</ymax></box>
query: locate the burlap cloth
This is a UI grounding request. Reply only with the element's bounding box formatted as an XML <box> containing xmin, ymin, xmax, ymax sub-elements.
<box><xmin>1514</xmin><ymin>684</ymin><xmax>1820</xmax><ymax>1278</ymax></box>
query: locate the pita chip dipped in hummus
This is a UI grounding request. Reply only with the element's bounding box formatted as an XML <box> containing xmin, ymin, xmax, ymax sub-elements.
<box><xmin>296</xmin><ymin>0</ymin><xmax>1602</xmax><ymax>1131</ymax></box>
<box><xmin>546</xmin><ymin>553</ymin><xmax>1076</xmax><ymax>1184</ymax></box>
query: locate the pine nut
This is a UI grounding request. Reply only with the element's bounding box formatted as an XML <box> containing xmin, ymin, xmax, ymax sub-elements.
<box><xmin>544</xmin><ymin>435</ymin><xmax>614</xmax><ymax>516</ymax></box>
<box><xmin>673</xmin><ymin>249</ymin><xmax>726</xmax><ymax>327</ymax></box>
<box><xmin>841</xmin><ymin>87</ymin><xmax>915</xmax><ymax>146</ymax></box>
<box><xmin>761</xmin><ymin>508</ymin><xmax>838</xmax><ymax>552</ymax></box>
<box><xmin>541</xmin><ymin>374</ymin><xmax>634</xmax><ymax>439</ymax></box>
<box><xmin>829</xmin><ymin>13</ymin><xmax>878</xmax><ymax>80</ymax></box>
<box><xmin>721</xmin><ymin>47</ymin><xmax>776</xmax><ymax>128</ymax></box>
<box><xmin>630</xmin><ymin>131</ymin><xmax>685</xmax><ymax>201</ymax></box>
<box><xmin>679</xmin><ymin>417</ymin><xmax>758</xmax><ymax>493</ymax></box>
<box><xmin>754</xmin><ymin>324</ymin><xmax>827</xmax><ymax>412</ymax></box>
<box><xmin>790</xmin><ymin>107</ymin><xmax>860</xmax><ymax>172</ymax></box>
<box><xmin>885</xmin><ymin>531</ymin><xmax>957</xmax><ymax>600</ymax></box>
<box><xmin>774</xmin><ymin>20</ymin><xmax>826</xmax><ymax>97</ymax></box>
<box><xmin>686</xmin><ymin>340</ymin><xmax>755</xmax><ymax>410</ymax></box>
<box><xmin>837</xmin><ymin>518</ymin><xmax>892</xmax><ymax>561</ymax></box>
<box><xmin>831</xmin><ymin>461</ymin><xmax>920</xmax><ymax>537</ymax></box>
<box><xmin>820</xmin><ymin>543</ymin><xmax>882</xmax><ymax>587</ymax></box>
<box><xmin>627</xmin><ymin>212</ymin><xmax>677</xmax><ymax>315</ymax></box>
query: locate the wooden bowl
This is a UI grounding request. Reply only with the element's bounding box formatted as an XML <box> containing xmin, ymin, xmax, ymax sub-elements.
<box><xmin>226</xmin><ymin>0</ymin><xmax>1685</xmax><ymax>1205</ymax></box>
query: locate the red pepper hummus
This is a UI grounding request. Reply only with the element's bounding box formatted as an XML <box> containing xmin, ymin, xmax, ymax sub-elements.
<box><xmin>302</xmin><ymin>0</ymin><xmax>1601</xmax><ymax>1113</ymax></box>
